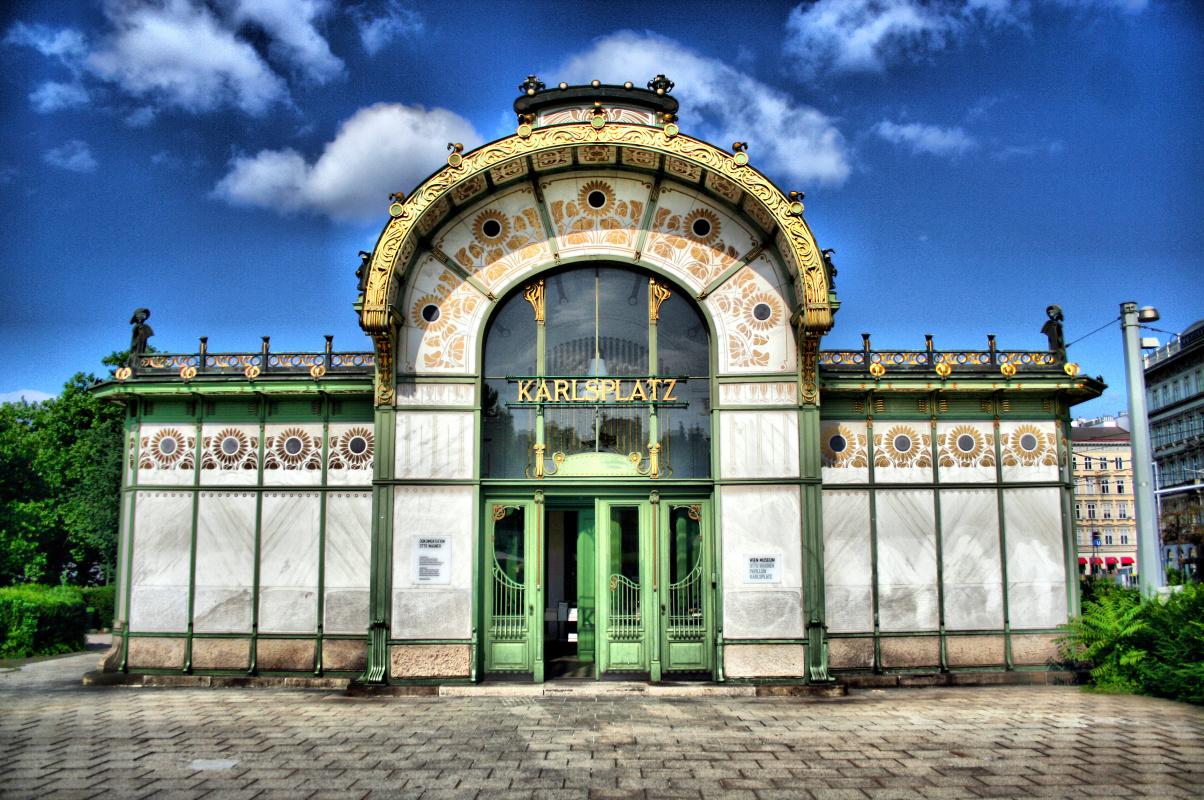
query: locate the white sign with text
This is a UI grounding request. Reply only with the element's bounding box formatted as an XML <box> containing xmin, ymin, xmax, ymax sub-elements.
<box><xmin>743</xmin><ymin>554</ymin><xmax>782</xmax><ymax>584</ymax></box>
<box><xmin>413</xmin><ymin>535</ymin><xmax>451</xmax><ymax>584</ymax></box>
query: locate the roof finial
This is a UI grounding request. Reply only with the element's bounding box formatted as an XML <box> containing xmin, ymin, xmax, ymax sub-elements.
<box><xmin>648</xmin><ymin>74</ymin><xmax>674</xmax><ymax>95</ymax></box>
<box><xmin>519</xmin><ymin>75</ymin><xmax>545</xmax><ymax>96</ymax></box>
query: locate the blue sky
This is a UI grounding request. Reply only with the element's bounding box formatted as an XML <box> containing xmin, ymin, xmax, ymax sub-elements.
<box><xmin>1</xmin><ymin>0</ymin><xmax>1200</xmax><ymax>419</ymax></box>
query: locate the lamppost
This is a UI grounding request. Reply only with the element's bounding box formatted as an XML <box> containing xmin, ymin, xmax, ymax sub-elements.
<box><xmin>1120</xmin><ymin>302</ymin><xmax>1163</xmax><ymax>594</ymax></box>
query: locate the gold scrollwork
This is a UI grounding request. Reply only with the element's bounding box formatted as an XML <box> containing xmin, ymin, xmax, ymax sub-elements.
<box><xmin>115</xmin><ymin>367</ymin><xmax>132</xmax><ymax>380</ymax></box>
<box><xmin>935</xmin><ymin>362</ymin><xmax>952</xmax><ymax>377</ymax></box>
<box><xmin>372</xmin><ymin>332</ymin><xmax>395</xmax><ymax>405</ymax></box>
<box><xmin>1001</xmin><ymin>362</ymin><xmax>1017</xmax><ymax>377</ymax></box>
<box><xmin>244</xmin><ymin>365</ymin><xmax>260</xmax><ymax>380</ymax></box>
<box><xmin>360</xmin><ymin>122</ymin><xmax>833</xmax><ymax>340</ymax></box>
<box><xmin>648</xmin><ymin>279</ymin><xmax>671</xmax><ymax>323</ymax></box>
<box><xmin>492</xmin><ymin>505</ymin><xmax>508</xmax><ymax>521</ymax></box>
<box><xmin>869</xmin><ymin>363</ymin><xmax>886</xmax><ymax>377</ymax></box>
<box><xmin>523</xmin><ymin>278</ymin><xmax>545</xmax><ymax>323</ymax></box>
<box><xmin>687</xmin><ymin>504</ymin><xmax>702</xmax><ymax>521</ymax></box>
<box><xmin>309</xmin><ymin>364</ymin><xmax>326</xmax><ymax>379</ymax></box>
<box><xmin>800</xmin><ymin>331</ymin><xmax>821</xmax><ymax>404</ymax></box>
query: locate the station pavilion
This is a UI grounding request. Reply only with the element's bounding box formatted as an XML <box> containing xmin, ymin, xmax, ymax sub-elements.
<box><xmin>93</xmin><ymin>77</ymin><xmax>1103</xmax><ymax>685</ymax></box>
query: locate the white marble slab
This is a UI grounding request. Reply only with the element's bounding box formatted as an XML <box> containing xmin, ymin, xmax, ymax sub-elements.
<box><xmin>719</xmin><ymin>410</ymin><xmax>800</xmax><ymax>480</ymax></box>
<box><xmin>262</xmin><ymin>423</ymin><xmax>324</xmax><ymax>486</ymax></box>
<box><xmin>136</xmin><ymin>424</ymin><xmax>197</xmax><ymax>486</ymax></box>
<box><xmin>394</xmin><ymin>412</ymin><xmax>474</xmax><ymax>480</ymax></box>
<box><xmin>324</xmin><ymin>491</ymin><xmax>372</xmax><ymax>634</ymax></box>
<box><xmin>116</xmin><ymin>492</ymin><xmax>133</xmax><ymax>621</ymax></box>
<box><xmin>258</xmin><ymin>492</ymin><xmax>321</xmax><ymax>633</ymax></box>
<box><xmin>129</xmin><ymin>491</ymin><xmax>193</xmax><ymax>632</ymax></box>
<box><xmin>939</xmin><ymin>489</ymin><xmax>1004</xmax><ymax>630</ymax></box>
<box><xmin>401</xmin><ymin>255</ymin><xmax>491</xmax><ymax>375</ymax></box>
<box><xmin>1004</xmin><ymin>487</ymin><xmax>1068</xmax><ymax>629</ymax></box>
<box><xmin>391</xmin><ymin>485</ymin><xmax>474</xmax><ymax>639</ymax></box>
<box><xmin>822</xmin><ymin>490</ymin><xmax>873</xmax><ymax>632</ymax></box>
<box><xmin>707</xmin><ymin>265</ymin><xmax>796</xmax><ymax>375</ymax></box>
<box><xmin>718</xmin><ymin>382</ymin><xmax>798</xmax><ymax>407</ymax></box>
<box><xmin>873</xmin><ymin>424</ymin><xmax>934</xmax><ymax>484</ymax></box>
<box><xmin>193</xmin><ymin>492</ymin><xmax>256</xmax><ymax>633</ymax></box>
<box><xmin>1000</xmin><ymin>421</ymin><xmax>1061</xmax><ymax>483</ymax></box>
<box><xmin>198</xmin><ymin>424</ymin><xmax>259</xmax><ymax>486</ymax></box>
<box><xmin>875</xmin><ymin>489</ymin><xmax>939</xmax><ymax>632</ymax></box>
<box><xmin>326</xmin><ymin>423</ymin><xmax>374</xmax><ymax>487</ymax></box>
<box><xmin>395</xmin><ymin>383</ymin><xmax>476</xmax><ymax>407</ymax></box>
<box><xmin>720</xmin><ymin>485</ymin><xmax>804</xmax><ymax>638</ymax></box>
<box><xmin>936</xmin><ymin>422</ymin><xmax>997</xmax><ymax>484</ymax></box>
<box><xmin>821</xmin><ymin>421</ymin><xmax>870</xmax><ymax>485</ymax></box>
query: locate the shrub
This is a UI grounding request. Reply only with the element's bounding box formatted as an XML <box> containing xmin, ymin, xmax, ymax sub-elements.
<box><xmin>80</xmin><ymin>585</ymin><xmax>116</xmax><ymax>630</ymax></box>
<box><xmin>1060</xmin><ymin>581</ymin><xmax>1204</xmax><ymax>705</ymax></box>
<box><xmin>0</xmin><ymin>584</ymin><xmax>87</xmax><ymax>658</ymax></box>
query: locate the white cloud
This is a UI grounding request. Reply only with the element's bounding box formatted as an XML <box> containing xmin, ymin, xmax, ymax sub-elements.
<box><xmin>784</xmin><ymin>0</ymin><xmax>1145</xmax><ymax>78</ymax></box>
<box><xmin>213</xmin><ymin>102</ymin><xmax>482</xmax><ymax>221</ymax></box>
<box><xmin>5</xmin><ymin>0</ymin><xmax>343</xmax><ymax>118</ymax></box>
<box><xmin>0</xmin><ymin>390</ymin><xmax>56</xmax><ymax>404</ymax></box>
<box><xmin>994</xmin><ymin>139</ymin><xmax>1066</xmax><ymax>159</ymax></box>
<box><xmin>349</xmin><ymin>1</ymin><xmax>423</xmax><ymax>55</ymax></box>
<box><xmin>29</xmin><ymin>81</ymin><xmax>91</xmax><ymax>112</ymax></box>
<box><xmin>873</xmin><ymin>120</ymin><xmax>977</xmax><ymax>157</ymax></box>
<box><xmin>43</xmin><ymin>140</ymin><xmax>98</xmax><ymax>172</ymax></box>
<box><xmin>553</xmin><ymin>31</ymin><xmax>851</xmax><ymax>186</ymax></box>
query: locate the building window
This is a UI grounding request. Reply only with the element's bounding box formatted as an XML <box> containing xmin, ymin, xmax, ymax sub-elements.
<box><xmin>1120</xmin><ymin>533</ymin><xmax>1129</xmax><ymax>545</ymax></box>
<box><xmin>1105</xmin><ymin>534</ymin><xmax>1114</xmax><ymax>545</ymax></box>
<box><xmin>1103</xmin><ymin>502</ymin><xmax>1113</xmax><ymax>519</ymax></box>
<box><xmin>1101</xmin><ymin>479</ymin><xmax>1110</xmax><ymax>494</ymax></box>
<box><xmin>1116</xmin><ymin>478</ymin><xmax>1125</xmax><ymax>493</ymax></box>
<box><xmin>1087</xmin><ymin>503</ymin><xmax>1097</xmax><ymax>519</ymax></box>
<box><xmin>1118</xmin><ymin>503</ymin><xmax>1128</xmax><ymax>519</ymax></box>
<box><xmin>1072</xmin><ymin>456</ymin><xmax>1079</xmax><ymax>470</ymax></box>
<box><xmin>1075</xmin><ymin>503</ymin><xmax>1082</xmax><ymax>520</ymax></box>
<box><xmin>1085</xmin><ymin>478</ymin><xmax>1096</xmax><ymax>494</ymax></box>
<box><xmin>1084</xmin><ymin>456</ymin><xmax>1093</xmax><ymax>470</ymax></box>
<box><xmin>1114</xmin><ymin>457</ymin><xmax>1123</xmax><ymax>470</ymax></box>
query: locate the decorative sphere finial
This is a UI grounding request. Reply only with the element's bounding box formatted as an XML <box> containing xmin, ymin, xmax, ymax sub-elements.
<box><xmin>519</xmin><ymin>75</ymin><xmax>545</xmax><ymax>96</ymax></box>
<box><xmin>648</xmin><ymin>74</ymin><xmax>674</xmax><ymax>95</ymax></box>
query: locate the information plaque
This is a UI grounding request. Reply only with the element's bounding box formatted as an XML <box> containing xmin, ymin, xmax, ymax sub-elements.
<box><xmin>413</xmin><ymin>536</ymin><xmax>451</xmax><ymax>584</ymax></box>
<box><xmin>743</xmin><ymin>554</ymin><xmax>782</xmax><ymax>584</ymax></box>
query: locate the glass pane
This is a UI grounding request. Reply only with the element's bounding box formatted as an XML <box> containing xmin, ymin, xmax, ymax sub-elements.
<box><xmin>660</xmin><ymin>380</ymin><xmax>710</xmax><ymax>479</ymax></box>
<box><xmin>668</xmin><ymin>506</ymin><xmax>702</xmax><ymax>584</ymax></box>
<box><xmin>482</xmin><ymin>379</ymin><xmax>535</xmax><ymax>478</ymax></box>
<box><xmin>483</xmin><ymin>291</ymin><xmax>537</xmax><ymax>378</ymax></box>
<box><xmin>609</xmin><ymin>506</ymin><xmax>640</xmax><ymax>583</ymax></box>
<box><xmin>493</xmin><ymin>507</ymin><xmax>526</xmax><ymax>583</ymax></box>
<box><xmin>595</xmin><ymin>268</ymin><xmax>648</xmax><ymax>376</ymax></box>
<box><xmin>656</xmin><ymin>291</ymin><xmax>709</xmax><ymax>377</ymax></box>
<box><xmin>546</xmin><ymin>270</ymin><xmax>597</xmax><ymax>374</ymax></box>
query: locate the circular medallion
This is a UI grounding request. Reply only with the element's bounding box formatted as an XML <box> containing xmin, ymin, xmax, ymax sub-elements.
<box><xmin>159</xmin><ymin>436</ymin><xmax>177</xmax><ymax>455</ymax></box>
<box><xmin>284</xmin><ymin>436</ymin><xmax>303</xmax><ymax>456</ymax></box>
<box><xmin>348</xmin><ymin>435</ymin><xmax>368</xmax><ymax>455</ymax></box>
<box><xmin>893</xmin><ymin>434</ymin><xmax>913</xmax><ymax>454</ymax></box>
<box><xmin>753</xmin><ymin>303</ymin><xmax>772</xmax><ymax>321</ymax></box>
<box><xmin>829</xmin><ymin>434</ymin><xmax>847</xmax><ymax>453</ymax></box>
<box><xmin>869</xmin><ymin>363</ymin><xmax>886</xmax><ymax>377</ymax></box>
<box><xmin>389</xmin><ymin>202</ymin><xmax>403</xmax><ymax>217</ymax></box>
<box><xmin>422</xmin><ymin>304</ymin><xmax>441</xmax><ymax>323</ymax></box>
<box><xmin>1019</xmin><ymin>433</ymin><xmax>1039</xmax><ymax>452</ymax></box>
<box><xmin>956</xmin><ymin>434</ymin><xmax>976</xmax><ymax>453</ymax></box>
<box><xmin>220</xmin><ymin>436</ymin><xmax>240</xmax><ymax>456</ymax></box>
<box><xmin>517</xmin><ymin>123</ymin><xmax>532</xmax><ymax>139</ymax></box>
<box><xmin>578</xmin><ymin>181</ymin><xmax>614</xmax><ymax>217</ymax></box>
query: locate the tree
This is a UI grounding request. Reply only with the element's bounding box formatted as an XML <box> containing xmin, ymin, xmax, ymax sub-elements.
<box><xmin>0</xmin><ymin>354</ymin><xmax>128</xmax><ymax>586</ymax></box>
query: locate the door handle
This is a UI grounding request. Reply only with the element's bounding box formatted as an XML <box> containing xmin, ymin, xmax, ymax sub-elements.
<box><xmin>661</xmin><ymin>604</ymin><xmax>666</xmax><ymax>614</ymax></box>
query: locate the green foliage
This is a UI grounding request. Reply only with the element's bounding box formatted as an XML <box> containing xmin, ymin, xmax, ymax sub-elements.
<box><xmin>0</xmin><ymin>356</ymin><xmax>127</xmax><ymax>587</ymax></box>
<box><xmin>81</xmin><ymin>585</ymin><xmax>116</xmax><ymax>631</ymax></box>
<box><xmin>1060</xmin><ymin>582</ymin><xmax>1204</xmax><ymax>705</ymax></box>
<box><xmin>0</xmin><ymin>584</ymin><xmax>87</xmax><ymax>658</ymax></box>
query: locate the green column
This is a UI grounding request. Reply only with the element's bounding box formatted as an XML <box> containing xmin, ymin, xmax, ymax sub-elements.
<box><xmin>800</xmin><ymin>403</ymin><xmax>831</xmax><ymax>683</ymax></box>
<box><xmin>364</xmin><ymin>401</ymin><xmax>396</xmax><ymax>684</ymax></box>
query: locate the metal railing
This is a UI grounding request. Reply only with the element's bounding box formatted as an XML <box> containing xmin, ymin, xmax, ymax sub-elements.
<box><xmin>124</xmin><ymin>336</ymin><xmax>373</xmax><ymax>379</ymax></box>
<box><xmin>818</xmin><ymin>334</ymin><xmax>1063</xmax><ymax>373</ymax></box>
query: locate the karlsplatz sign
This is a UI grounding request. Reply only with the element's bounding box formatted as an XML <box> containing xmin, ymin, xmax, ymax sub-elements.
<box><xmin>507</xmin><ymin>376</ymin><xmax>688</xmax><ymax>406</ymax></box>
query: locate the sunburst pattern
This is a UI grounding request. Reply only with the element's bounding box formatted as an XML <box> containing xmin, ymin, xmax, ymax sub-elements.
<box><xmin>745</xmin><ymin>291</ymin><xmax>783</xmax><ymax>332</ymax></box>
<box><xmin>264</xmin><ymin>427</ymin><xmax>321</xmax><ymax>472</ymax></box>
<box><xmin>821</xmin><ymin>424</ymin><xmax>868</xmax><ymax>469</ymax></box>
<box><xmin>577</xmin><ymin>180</ymin><xmax>615</xmax><ymax>217</ymax></box>
<box><xmin>938</xmin><ymin>424</ymin><xmax>995</xmax><ymax>468</ymax></box>
<box><xmin>329</xmin><ymin>427</ymin><xmax>374</xmax><ymax>471</ymax></box>
<box><xmin>1002</xmin><ymin>423</ymin><xmax>1057</xmax><ymax>467</ymax></box>
<box><xmin>139</xmin><ymin>428</ymin><xmax>195</xmax><ymax>471</ymax></box>
<box><xmin>874</xmin><ymin>425</ymin><xmax>932</xmax><ymax>469</ymax></box>
<box><xmin>683</xmin><ymin>208</ymin><xmax>721</xmax><ymax>246</ymax></box>
<box><xmin>202</xmin><ymin>427</ymin><xmax>258</xmax><ymax>471</ymax></box>
<box><xmin>471</xmin><ymin>209</ymin><xmax>510</xmax><ymax>244</ymax></box>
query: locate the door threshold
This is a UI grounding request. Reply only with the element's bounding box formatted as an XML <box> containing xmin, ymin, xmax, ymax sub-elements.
<box><xmin>440</xmin><ymin>682</ymin><xmax>756</xmax><ymax>697</ymax></box>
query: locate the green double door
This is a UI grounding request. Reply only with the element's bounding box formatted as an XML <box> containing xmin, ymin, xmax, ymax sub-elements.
<box><xmin>483</xmin><ymin>495</ymin><xmax>714</xmax><ymax>681</ymax></box>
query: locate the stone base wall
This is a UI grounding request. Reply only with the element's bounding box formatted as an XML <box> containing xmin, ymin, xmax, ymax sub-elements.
<box><xmin>723</xmin><ymin>644</ymin><xmax>806</xmax><ymax>678</ymax></box>
<box><xmin>390</xmin><ymin>644</ymin><xmax>472</xmax><ymax>679</ymax></box>
<box><xmin>117</xmin><ymin>636</ymin><xmax>367</xmax><ymax>673</ymax></box>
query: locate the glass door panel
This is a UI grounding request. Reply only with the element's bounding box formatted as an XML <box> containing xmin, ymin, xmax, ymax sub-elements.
<box><xmin>661</xmin><ymin>502</ymin><xmax>712</xmax><ymax>673</ymax></box>
<box><xmin>596</xmin><ymin>501</ymin><xmax>650</xmax><ymax>674</ymax></box>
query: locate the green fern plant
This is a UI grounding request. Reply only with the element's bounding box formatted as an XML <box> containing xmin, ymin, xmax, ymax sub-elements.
<box><xmin>1057</xmin><ymin>588</ymin><xmax>1147</xmax><ymax>694</ymax></box>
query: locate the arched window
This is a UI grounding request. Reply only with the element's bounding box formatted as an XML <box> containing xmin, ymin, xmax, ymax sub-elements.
<box><xmin>481</xmin><ymin>266</ymin><xmax>711</xmax><ymax>479</ymax></box>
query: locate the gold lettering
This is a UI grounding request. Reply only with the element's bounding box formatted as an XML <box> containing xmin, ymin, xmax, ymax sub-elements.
<box><xmin>601</xmin><ymin>379</ymin><xmax>619</xmax><ymax>402</ymax></box>
<box><xmin>628</xmin><ymin>380</ymin><xmax>647</xmax><ymax>401</ymax></box>
<box><xmin>646</xmin><ymin>378</ymin><xmax>661</xmax><ymax>402</ymax></box>
<box><xmin>517</xmin><ymin>380</ymin><xmax>534</xmax><ymax>402</ymax></box>
<box><xmin>534</xmin><ymin>380</ymin><xmax>552</xmax><ymax>402</ymax></box>
<box><xmin>661</xmin><ymin>378</ymin><xmax>678</xmax><ymax>402</ymax></box>
<box><xmin>571</xmin><ymin>379</ymin><xmax>581</xmax><ymax>401</ymax></box>
<box><xmin>583</xmin><ymin>380</ymin><xmax>600</xmax><ymax>402</ymax></box>
<box><xmin>554</xmin><ymin>380</ymin><xmax>570</xmax><ymax>401</ymax></box>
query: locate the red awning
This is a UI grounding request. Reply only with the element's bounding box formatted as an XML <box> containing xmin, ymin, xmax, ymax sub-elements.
<box><xmin>1121</xmin><ymin>557</ymin><xmax>1135</xmax><ymax>565</ymax></box>
<box><xmin>1078</xmin><ymin>557</ymin><xmax>1088</xmax><ymax>565</ymax></box>
<box><xmin>1105</xmin><ymin>557</ymin><xmax>1119</xmax><ymax>565</ymax></box>
<box><xmin>1091</xmin><ymin>557</ymin><xmax>1104</xmax><ymax>564</ymax></box>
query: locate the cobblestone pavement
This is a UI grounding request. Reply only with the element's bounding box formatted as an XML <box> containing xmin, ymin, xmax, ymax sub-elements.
<box><xmin>1</xmin><ymin>651</ymin><xmax>1202</xmax><ymax>800</ymax></box>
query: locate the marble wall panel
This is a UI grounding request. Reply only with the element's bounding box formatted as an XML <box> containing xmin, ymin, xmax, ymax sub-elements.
<box><xmin>820</xmin><ymin>421</ymin><xmax>870</xmax><ymax>485</ymax></box>
<box><xmin>822</xmin><ymin>490</ymin><xmax>873</xmax><ymax>633</ymax></box>
<box><xmin>391</xmin><ymin>485</ymin><xmax>474</xmax><ymax>639</ymax></box>
<box><xmin>116</xmin><ymin>492</ymin><xmax>133</xmax><ymax>621</ymax></box>
<box><xmin>719</xmin><ymin>410</ymin><xmax>799</xmax><ymax>480</ymax></box>
<box><xmin>432</xmin><ymin>185</ymin><xmax>550</xmax><ymax>294</ymax></box>
<box><xmin>324</xmin><ymin>492</ymin><xmax>372</xmax><ymax>634</ymax></box>
<box><xmin>394</xmin><ymin>383</ymin><xmax>476</xmax><ymax>407</ymax></box>
<box><xmin>198</xmin><ymin>424</ymin><xmax>259</xmax><ymax>486</ymax></box>
<box><xmin>261</xmin><ymin>424</ymin><xmax>323</xmax><ymax>486</ymax></box>
<box><xmin>718</xmin><ymin>382</ymin><xmax>797</xmax><ymax>407</ymax></box>
<box><xmin>258</xmin><ymin>492</ymin><xmax>320</xmax><ymax>633</ymax></box>
<box><xmin>707</xmin><ymin>265</ymin><xmax>794</xmax><ymax>375</ymax></box>
<box><xmin>642</xmin><ymin>183</ymin><xmax>758</xmax><ymax>292</ymax></box>
<box><xmin>875</xmin><ymin>490</ymin><xmax>939</xmax><ymax>632</ymax></box>
<box><xmin>542</xmin><ymin>173</ymin><xmax>651</xmax><ymax>262</ymax></box>
<box><xmin>136</xmin><ymin>424</ymin><xmax>197</xmax><ymax>486</ymax></box>
<box><xmin>129</xmin><ymin>491</ymin><xmax>193</xmax><ymax>632</ymax></box>
<box><xmin>1004</xmin><ymin>487</ymin><xmax>1068</xmax><ymax>629</ymax></box>
<box><xmin>939</xmin><ymin>489</ymin><xmax>1004</xmax><ymax>630</ymax></box>
<box><xmin>394</xmin><ymin>412</ymin><xmax>474</xmax><ymax>480</ymax></box>
<box><xmin>999</xmin><ymin>421</ymin><xmax>1060</xmax><ymax>483</ymax></box>
<box><xmin>401</xmin><ymin>255</ymin><xmax>491</xmax><ymax>375</ymax></box>
<box><xmin>936</xmin><ymin>422</ymin><xmax>997</xmax><ymax>483</ymax></box>
<box><xmin>873</xmin><ymin>423</ymin><xmax>933</xmax><ymax>484</ymax></box>
<box><xmin>326</xmin><ymin>424</ymin><xmax>374</xmax><ymax>486</ymax></box>
<box><xmin>193</xmin><ymin>492</ymin><xmax>256</xmax><ymax>633</ymax></box>
<box><xmin>720</xmin><ymin>485</ymin><xmax>804</xmax><ymax>638</ymax></box>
